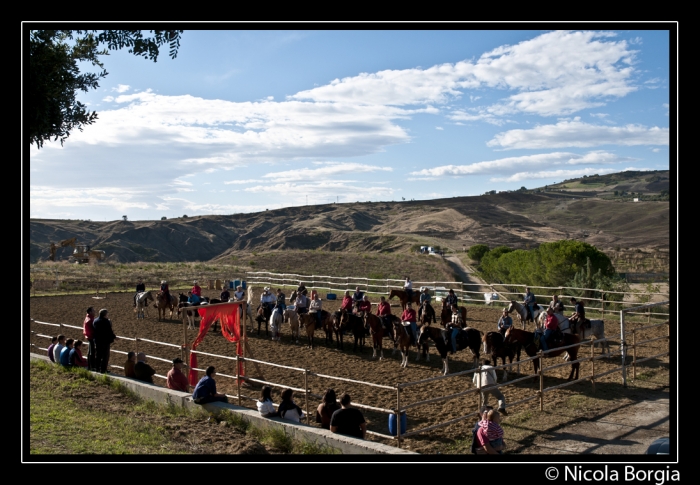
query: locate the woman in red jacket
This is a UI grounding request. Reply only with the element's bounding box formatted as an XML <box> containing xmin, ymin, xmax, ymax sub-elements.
<box><xmin>401</xmin><ymin>303</ymin><xmax>418</xmax><ymax>344</ymax></box>
<box><xmin>340</xmin><ymin>290</ymin><xmax>353</xmax><ymax>313</ymax></box>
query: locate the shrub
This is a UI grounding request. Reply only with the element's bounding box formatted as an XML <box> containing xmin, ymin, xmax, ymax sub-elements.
<box><xmin>467</xmin><ymin>244</ymin><xmax>490</xmax><ymax>262</ymax></box>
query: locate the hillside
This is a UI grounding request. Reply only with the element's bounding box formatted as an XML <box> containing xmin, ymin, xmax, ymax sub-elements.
<box><xmin>29</xmin><ymin>170</ymin><xmax>671</xmax><ymax>274</ymax></box>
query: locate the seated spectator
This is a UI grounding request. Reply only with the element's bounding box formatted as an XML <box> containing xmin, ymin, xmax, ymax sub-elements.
<box><xmin>53</xmin><ymin>335</ymin><xmax>66</xmax><ymax>364</ymax></box>
<box><xmin>330</xmin><ymin>393</ymin><xmax>366</xmax><ymax>439</ymax></box>
<box><xmin>166</xmin><ymin>357</ymin><xmax>189</xmax><ymax>392</ymax></box>
<box><xmin>69</xmin><ymin>340</ymin><xmax>88</xmax><ymax>368</ymax></box>
<box><xmin>124</xmin><ymin>351</ymin><xmax>136</xmax><ymax>378</ymax></box>
<box><xmin>59</xmin><ymin>338</ymin><xmax>74</xmax><ymax>367</ymax></box>
<box><xmin>47</xmin><ymin>336</ymin><xmax>58</xmax><ymax>363</ymax></box>
<box><xmin>315</xmin><ymin>388</ymin><xmax>341</xmax><ymax>430</ymax></box>
<box><xmin>192</xmin><ymin>366</ymin><xmax>228</xmax><ymax>405</ymax></box>
<box><xmin>278</xmin><ymin>388</ymin><xmax>304</xmax><ymax>423</ymax></box>
<box><xmin>257</xmin><ymin>385</ymin><xmax>278</xmax><ymax>418</ymax></box>
<box><xmin>134</xmin><ymin>352</ymin><xmax>156</xmax><ymax>384</ymax></box>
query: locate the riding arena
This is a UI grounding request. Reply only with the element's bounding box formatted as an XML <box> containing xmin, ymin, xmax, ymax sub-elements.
<box><xmin>29</xmin><ymin>271</ymin><xmax>670</xmax><ymax>453</ymax></box>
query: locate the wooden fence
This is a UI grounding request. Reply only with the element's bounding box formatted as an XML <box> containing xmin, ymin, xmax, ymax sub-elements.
<box><xmin>29</xmin><ymin>301</ymin><xmax>669</xmax><ymax>449</ymax></box>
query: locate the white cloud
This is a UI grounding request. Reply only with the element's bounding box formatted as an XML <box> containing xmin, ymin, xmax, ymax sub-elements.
<box><xmin>589</xmin><ymin>113</ymin><xmax>608</xmax><ymax>119</ymax></box>
<box><xmin>113</xmin><ymin>84</ymin><xmax>131</xmax><ymax>93</ymax></box>
<box><xmin>487</xmin><ymin>119</ymin><xmax>669</xmax><ymax>149</ymax></box>
<box><xmin>29</xmin><ymin>186</ymin><xmax>151</xmax><ymax>213</ymax></box>
<box><xmin>224</xmin><ymin>179</ymin><xmax>259</xmax><ymax>185</ymax></box>
<box><xmin>435</xmin><ymin>126</ymin><xmax>444</xmax><ymax>130</ymax></box>
<box><xmin>490</xmin><ymin>167</ymin><xmax>619</xmax><ymax>183</ymax></box>
<box><xmin>102</xmin><ymin>96</ymin><xmax>114</xmax><ymax>102</ymax></box>
<box><xmin>469</xmin><ymin>95</ymin><xmax>481</xmax><ymax>103</ymax></box>
<box><xmin>263</xmin><ymin>162</ymin><xmax>392</xmax><ymax>182</ymax></box>
<box><xmin>629</xmin><ymin>37</ymin><xmax>643</xmax><ymax>45</ymax></box>
<box><xmin>243</xmin><ymin>181</ymin><xmax>393</xmax><ymax>202</ymax></box>
<box><xmin>410</xmin><ymin>151</ymin><xmax>634</xmax><ymax>178</ymax></box>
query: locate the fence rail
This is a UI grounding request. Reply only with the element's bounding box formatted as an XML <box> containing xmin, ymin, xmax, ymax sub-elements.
<box><xmin>30</xmin><ymin>301</ymin><xmax>669</xmax><ymax>449</ymax></box>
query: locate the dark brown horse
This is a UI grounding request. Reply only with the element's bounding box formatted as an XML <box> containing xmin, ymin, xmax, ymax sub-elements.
<box><xmin>440</xmin><ymin>306</ymin><xmax>468</xmax><ymax>327</ymax></box>
<box><xmin>364</xmin><ymin>312</ymin><xmax>393</xmax><ymax>360</ymax></box>
<box><xmin>389</xmin><ymin>289</ymin><xmax>420</xmax><ymax>310</ymax></box>
<box><xmin>504</xmin><ymin>327</ymin><xmax>581</xmax><ymax>380</ymax></box>
<box><xmin>256</xmin><ymin>304</ymin><xmax>272</xmax><ymax>336</ymax></box>
<box><xmin>156</xmin><ymin>291</ymin><xmax>177</xmax><ymax>321</ymax></box>
<box><xmin>482</xmin><ymin>331</ymin><xmax>521</xmax><ymax>382</ymax></box>
<box><xmin>418</xmin><ymin>324</ymin><xmax>482</xmax><ymax>375</ymax></box>
<box><xmin>333</xmin><ymin>310</ymin><xmax>365</xmax><ymax>352</ymax></box>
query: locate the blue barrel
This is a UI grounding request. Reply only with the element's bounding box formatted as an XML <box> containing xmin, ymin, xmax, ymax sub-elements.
<box><xmin>388</xmin><ymin>412</ymin><xmax>407</xmax><ymax>436</ymax></box>
<box><xmin>233</xmin><ymin>279</ymin><xmax>241</xmax><ymax>290</ymax></box>
<box><xmin>241</xmin><ymin>280</ymin><xmax>246</xmax><ymax>290</ymax></box>
<box><xmin>229</xmin><ymin>281</ymin><xmax>235</xmax><ymax>289</ymax></box>
<box><xmin>326</xmin><ymin>293</ymin><xmax>337</xmax><ymax>300</ymax></box>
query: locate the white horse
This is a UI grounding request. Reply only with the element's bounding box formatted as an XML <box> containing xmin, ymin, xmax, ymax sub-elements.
<box><xmin>269</xmin><ymin>307</ymin><xmax>284</xmax><ymax>341</ymax></box>
<box><xmin>245</xmin><ymin>286</ymin><xmax>256</xmax><ymax>331</ymax></box>
<box><xmin>507</xmin><ymin>300</ymin><xmax>544</xmax><ymax>329</ymax></box>
<box><xmin>134</xmin><ymin>291</ymin><xmax>154</xmax><ymax>319</ymax></box>
<box><xmin>537</xmin><ymin>312</ymin><xmax>610</xmax><ymax>357</ymax></box>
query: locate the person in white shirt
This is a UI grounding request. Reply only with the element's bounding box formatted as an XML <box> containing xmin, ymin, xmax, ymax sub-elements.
<box><xmin>295</xmin><ymin>291</ymin><xmax>309</xmax><ymax>314</ymax></box>
<box><xmin>260</xmin><ymin>287</ymin><xmax>276</xmax><ymax>312</ymax></box>
<box><xmin>404</xmin><ymin>276</ymin><xmax>413</xmax><ymax>300</ymax></box>
<box><xmin>309</xmin><ymin>294</ymin><xmax>323</xmax><ymax>328</ymax></box>
<box><xmin>53</xmin><ymin>335</ymin><xmax>66</xmax><ymax>364</ymax></box>
<box><xmin>472</xmin><ymin>359</ymin><xmax>507</xmax><ymax>415</ymax></box>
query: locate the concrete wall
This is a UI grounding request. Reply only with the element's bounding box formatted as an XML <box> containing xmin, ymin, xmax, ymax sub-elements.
<box><xmin>30</xmin><ymin>353</ymin><xmax>415</xmax><ymax>455</ymax></box>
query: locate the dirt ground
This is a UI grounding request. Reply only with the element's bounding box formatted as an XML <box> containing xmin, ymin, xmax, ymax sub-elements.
<box><xmin>29</xmin><ymin>289</ymin><xmax>670</xmax><ymax>455</ymax></box>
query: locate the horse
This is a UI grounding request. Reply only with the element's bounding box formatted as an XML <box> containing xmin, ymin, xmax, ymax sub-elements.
<box><xmin>561</xmin><ymin>316</ymin><xmax>610</xmax><ymax>354</ymax></box>
<box><xmin>282</xmin><ymin>308</ymin><xmax>300</xmax><ymax>344</ymax></box>
<box><xmin>440</xmin><ymin>306</ymin><xmax>468</xmax><ymax>327</ymax></box>
<box><xmin>269</xmin><ymin>307</ymin><xmax>284</xmax><ymax>341</ymax></box>
<box><xmin>482</xmin><ymin>331</ymin><xmax>521</xmax><ymax>382</ymax></box>
<box><xmin>507</xmin><ymin>300</ymin><xmax>544</xmax><ymax>330</ymax></box>
<box><xmin>332</xmin><ymin>310</ymin><xmax>365</xmax><ymax>352</ymax></box>
<box><xmin>504</xmin><ymin>327</ymin><xmax>581</xmax><ymax>380</ymax></box>
<box><xmin>299</xmin><ymin>312</ymin><xmax>325</xmax><ymax>349</ymax></box>
<box><xmin>364</xmin><ymin>312</ymin><xmax>390</xmax><ymax>360</ymax></box>
<box><xmin>134</xmin><ymin>291</ymin><xmax>154</xmax><ymax>319</ymax></box>
<box><xmin>256</xmin><ymin>304</ymin><xmax>273</xmax><ymax>336</ymax></box>
<box><xmin>419</xmin><ymin>303</ymin><xmax>437</xmax><ymax>325</ymax></box>
<box><xmin>418</xmin><ymin>324</ymin><xmax>482</xmax><ymax>375</ymax></box>
<box><xmin>391</xmin><ymin>319</ymin><xmax>430</xmax><ymax>365</ymax></box>
<box><xmin>323</xmin><ymin>310</ymin><xmax>335</xmax><ymax>345</ymax></box>
<box><xmin>156</xmin><ymin>291</ymin><xmax>177</xmax><ymax>321</ymax></box>
<box><xmin>388</xmin><ymin>289</ymin><xmax>420</xmax><ymax>310</ymax></box>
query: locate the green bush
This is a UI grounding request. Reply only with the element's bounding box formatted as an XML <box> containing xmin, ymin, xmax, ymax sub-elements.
<box><xmin>467</xmin><ymin>244</ymin><xmax>490</xmax><ymax>262</ymax></box>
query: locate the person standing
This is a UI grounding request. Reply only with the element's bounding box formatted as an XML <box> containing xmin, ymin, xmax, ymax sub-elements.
<box><xmin>219</xmin><ymin>286</ymin><xmax>230</xmax><ymax>302</ymax></box>
<box><xmin>93</xmin><ymin>309</ymin><xmax>118</xmax><ymax>373</ymax></box>
<box><xmin>166</xmin><ymin>357</ymin><xmax>189</xmax><ymax>392</ymax></box>
<box><xmin>134</xmin><ymin>352</ymin><xmax>156</xmax><ymax>384</ymax></box>
<box><xmin>191</xmin><ymin>280</ymin><xmax>202</xmax><ymax>298</ymax></box>
<box><xmin>134</xmin><ymin>278</ymin><xmax>146</xmax><ymax>307</ymax></box>
<box><xmin>330</xmin><ymin>393</ymin><xmax>366</xmax><ymax>439</ymax></box>
<box><xmin>192</xmin><ymin>366</ymin><xmax>228</xmax><ymax>404</ymax></box>
<box><xmin>83</xmin><ymin>307</ymin><xmax>96</xmax><ymax>371</ymax></box>
<box><xmin>473</xmin><ymin>359</ymin><xmax>507</xmax><ymax>416</ymax></box>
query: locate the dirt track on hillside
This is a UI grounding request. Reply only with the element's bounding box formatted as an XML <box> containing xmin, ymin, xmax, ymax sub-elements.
<box><xmin>29</xmin><ymin>290</ymin><xmax>669</xmax><ymax>454</ymax></box>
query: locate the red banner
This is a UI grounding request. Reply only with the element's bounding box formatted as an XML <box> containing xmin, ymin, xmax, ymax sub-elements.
<box><xmin>189</xmin><ymin>302</ymin><xmax>244</xmax><ymax>387</ymax></box>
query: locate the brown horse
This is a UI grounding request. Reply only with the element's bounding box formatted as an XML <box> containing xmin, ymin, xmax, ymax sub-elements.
<box><xmin>389</xmin><ymin>289</ymin><xmax>420</xmax><ymax>310</ymax></box>
<box><xmin>504</xmin><ymin>327</ymin><xmax>581</xmax><ymax>380</ymax></box>
<box><xmin>364</xmin><ymin>312</ymin><xmax>389</xmax><ymax>360</ymax></box>
<box><xmin>440</xmin><ymin>306</ymin><xmax>467</xmax><ymax>327</ymax></box>
<box><xmin>418</xmin><ymin>324</ymin><xmax>481</xmax><ymax>375</ymax></box>
<box><xmin>482</xmin><ymin>331</ymin><xmax>521</xmax><ymax>382</ymax></box>
<box><xmin>156</xmin><ymin>292</ymin><xmax>177</xmax><ymax>321</ymax></box>
<box><xmin>298</xmin><ymin>312</ymin><xmax>328</xmax><ymax>349</ymax></box>
<box><xmin>332</xmin><ymin>310</ymin><xmax>365</xmax><ymax>352</ymax></box>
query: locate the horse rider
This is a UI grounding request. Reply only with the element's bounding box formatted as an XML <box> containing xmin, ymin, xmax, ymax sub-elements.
<box><xmin>160</xmin><ymin>280</ymin><xmax>171</xmax><ymax>306</ymax></box>
<box><xmin>377</xmin><ymin>296</ymin><xmax>393</xmax><ymax>332</ymax></box>
<box><xmin>540</xmin><ymin>307</ymin><xmax>560</xmax><ymax>353</ymax></box>
<box><xmin>497</xmin><ymin>308</ymin><xmax>513</xmax><ymax>337</ymax></box>
<box><xmin>356</xmin><ymin>294</ymin><xmax>371</xmax><ymax>317</ymax></box>
<box><xmin>295</xmin><ymin>290</ymin><xmax>309</xmax><ymax>315</ymax></box>
<box><xmin>340</xmin><ymin>290</ymin><xmax>354</xmax><ymax>313</ymax></box>
<box><xmin>523</xmin><ymin>287</ymin><xmax>536</xmax><ymax>321</ymax></box>
<box><xmin>260</xmin><ymin>287</ymin><xmax>275</xmax><ymax>314</ymax></box>
<box><xmin>187</xmin><ymin>290</ymin><xmax>201</xmax><ymax>305</ymax></box>
<box><xmin>275</xmin><ymin>288</ymin><xmax>287</xmax><ymax>311</ymax></box>
<box><xmin>443</xmin><ymin>288</ymin><xmax>459</xmax><ymax>309</ymax></box>
<box><xmin>549</xmin><ymin>294</ymin><xmax>564</xmax><ymax>314</ymax></box>
<box><xmin>134</xmin><ymin>278</ymin><xmax>146</xmax><ymax>307</ymax></box>
<box><xmin>400</xmin><ymin>302</ymin><xmax>418</xmax><ymax>345</ymax></box>
<box><xmin>445</xmin><ymin>304</ymin><xmax>463</xmax><ymax>354</ymax></box>
<box><xmin>308</xmin><ymin>293</ymin><xmax>323</xmax><ymax>329</ymax></box>
<box><xmin>569</xmin><ymin>297</ymin><xmax>588</xmax><ymax>333</ymax></box>
<box><xmin>418</xmin><ymin>287</ymin><xmax>436</xmax><ymax>323</ymax></box>
<box><xmin>297</xmin><ymin>281</ymin><xmax>308</xmax><ymax>297</ymax></box>
<box><xmin>191</xmin><ymin>280</ymin><xmax>202</xmax><ymax>298</ymax></box>
<box><xmin>233</xmin><ymin>285</ymin><xmax>245</xmax><ymax>301</ymax></box>
<box><xmin>352</xmin><ymin>286</ymin><xmax>364</xmax><ymax>312</ymax></box>
<box><xmin>404</xmin><ymin>276</ymin><xmax>413</xmax><ymax>301</ymax></box>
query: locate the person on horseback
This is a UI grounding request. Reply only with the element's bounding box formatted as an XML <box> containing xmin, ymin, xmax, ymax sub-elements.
<box><xmin>260</xmin><ymin>287</ymin><xmax>275</xmax><ymax>313</ymax></box>
<box><xmin>549</xmin><ymin>294</ymin><xmax>564</xmax><ymax>314</ymax></box>
<box><xmin>309</xmin><ymin>293</ymin><xmax>323</xmax><ymax>329</ymax></box>
<box><xmin>352</xmin><ymin>286</ymin><xmax>364</xmax><ymax>308</ymax></box>
<box><xmin>356</xmin><ymin>294</ymin><xmax>371</xmax><ymax>316</ymax></box>
<box><xmin>134</xmin><ymin>278</ymin><xmax>145</xmax><ymax>307</ymax></box>
<box><xmin>446</xmin><ymin>304</ymin><xmax>463</xmax><ymax>354</ymax></box>
<box><xmin>400</xmin><ymin>302</ymin><xmax>418</xmax><ymax>344</ymax></box>
<box><xmin>187</xmin><ymin>290</ymin><xmax>201</xmax><ymax>305</ymax></box>
<box><xmin>569</xmin><ymin>297</ymin><xmax>588</xmax><ymax>333</ymax></box>
<box><xmin>191</xmin><ymin>280</ymin><xmax>202</xmax><ymax>298</ymax></box>
<box><xmin>275</xmin><ymin>288</ymin><xmax>287</xmax><ymax>311</ymax></box>
<box><xmin>523</xmin><ymin>287</ymin><xmax>536</xmax><ymax>321</ymax></box>
<box><xmin>404</xmin><ymin>276</ymin><xmax>413</xmax><ymax>301</ymax></box>
<box><xmin>377</xmin><ymin>296</ymin><xmax>392</xmax><ymax>332</ymax></box>
<box><xmin>540</xmin><ymin>307</ymin><xmax>560</xmax><ymax>352</ymax></box>
<box><xmin>497</xmin><ymin>308</ymin><xmax>513</xmax><ymax>336</ymax></box>
<box><xmin>160</xmin><ymin>280</ymin><xmax>171</xmax><ymax>306</ymax></box>
<box><xmin>443</xmin><ymin>288</ymin><xmax>458</xmax><ymax>309</ymax></box>
<box><xmin>233</xmin><ymin>285</ymin><xmax>245</xmax><ymax>301</ymax></box>
<box><xmin>340</xmin><ymin>290</ymin><xmax>353</xmax><ymax>313</ymax></box>
<box><xmin>297</xmin><ymin>281</ymin><xmax>308</xmax><ymax>297</ymax></box>
<box><xmin>419</xmin><ymin>287</ymin><xmax>436</xmax><ymax>323</ymax></box>
<box><xmin>295</xmin><ymin>290</ymin><xmax>309</xmax><ymax>315</ymax></box>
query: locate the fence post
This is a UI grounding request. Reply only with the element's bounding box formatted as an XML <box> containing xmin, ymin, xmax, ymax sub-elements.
<box><xmin>396</xmin><ymin>384</ymin><xmax>402</xmax><ymax>449</ymax></box>
<box><xmin>590</xmin><ymin>336</ymin><xmax>596</xmax><ymax>393</ymax></box>
<box><xmin>539</xmin><ymin>351</ymin><xmax>545</xmax><ymax>411</ymax></box>
<box><xmin>632</xmin><ymin>328</ymin><xmax>637</xmax><ymax>381</ymax></box>
<box><xmin>476</xmin><ymin>365</ymin><xmax>483</xmax><ymax>412</ymax></box>
<box><xmin>601</xmin><ymin>292</ymin><xmax>605</xmax><ymax>318</ymax></box>
<box><xmin>304</xmin><ymin>369</ymin><xmax>310</xmax><ymax>425</ymax></box>
<box><xmin>620</xmin><ymin>310</ymin><xmax>627</xmax><ymax>387</ymax></box>
<box><xmin>386</xmin><ymin>279</ymin><xmax>389</xmax><ymax>295</ymax></box>
<box><xmin>236</xmin><ymin>354</ymin><xmax>241</xmax><ymax>406</ymax></box>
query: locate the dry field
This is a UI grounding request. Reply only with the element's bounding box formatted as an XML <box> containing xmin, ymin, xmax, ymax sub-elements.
<box><xmin>29</xmin><ymin>288</ymin><xmax>670</xmax><ymax>454</ymax></box>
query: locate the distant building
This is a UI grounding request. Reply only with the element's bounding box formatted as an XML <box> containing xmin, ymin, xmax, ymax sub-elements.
<box><xmin>633</xmin><ymin>198</ymin><xmax>639</xmax><ymax>202</ymax></box>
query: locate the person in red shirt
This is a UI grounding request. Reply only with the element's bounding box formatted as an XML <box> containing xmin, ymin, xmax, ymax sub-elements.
<box><xmin>400</xmin><ymin>303</ymin><xmax>418</xmax><ymax>344</ymax></box>
<box><xmin>540</xmin><ymin>307</ymin><xmax>559</xmax><ymax>352</ymax></box>
<box><xmin>82</xmin><ymin>307</ymin><xmax>96</xmax><ymax>371</ymax></box>
<box><xmin>356</xmin><ymin>295</ymin><xmax>372</xmax><ymax>315</ymax></box>
<box><xmin>166</xmin><ymin>357</ymin><xmax>189</xmax><ymax>392</ymax></box>
<box><xmin>377</xmin><ymin>296</ymin><xmax>392</xmax><ymax>331</ymax></box>
<box><xmin>69</xmin><ymin>340</ymin><xmax>88</xmax><ymax>367</ymax></box>
<box><xmin>191</xmin><ymin>280</ymin><xmax>202</xmax><ymax>298</ymax></box>
<box><xmin>340</xmin><ymin>290</ymin><xmax>353</xmax><ymax>313</ymax></box>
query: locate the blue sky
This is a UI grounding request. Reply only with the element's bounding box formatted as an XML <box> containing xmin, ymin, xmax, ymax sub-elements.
<box><xmin>28</xmin><ymin>28</ymin><xmax>673</xmax><ymax>222</ymax></box>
